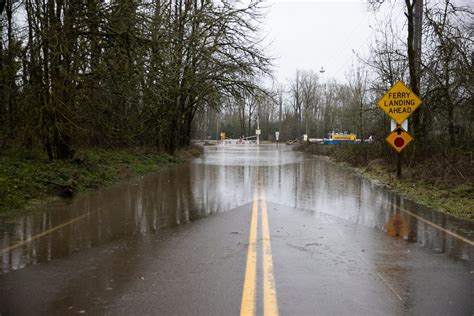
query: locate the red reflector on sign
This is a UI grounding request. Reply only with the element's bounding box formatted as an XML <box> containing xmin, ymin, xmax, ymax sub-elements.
<box><xmin>394</xmin><ymin>137</ymin><xmax>405</xmax><ymax>147</ymax></box>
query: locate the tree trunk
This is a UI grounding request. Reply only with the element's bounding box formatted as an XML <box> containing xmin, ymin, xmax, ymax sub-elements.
<box><xmin>406</xmin><ymin>0</ymin><xmax>423</xmax><ymax>138</ymax></box>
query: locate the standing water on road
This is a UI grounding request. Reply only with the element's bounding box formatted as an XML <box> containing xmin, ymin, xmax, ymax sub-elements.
<box><xmin>1</xmin><ymin>144</ymin><xmax>472</xmax><ymax>274</ymax></box>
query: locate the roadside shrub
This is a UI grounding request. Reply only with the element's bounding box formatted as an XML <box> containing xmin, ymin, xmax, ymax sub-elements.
<box><xmin>304</xmin><ymin>142</ymin><xmax>390</xmax><ymax>167</ymax></box>
<box><xmin>302</xmin><ymin>140</ymin><xmax>473</xmax><ymax>186</ymax></box>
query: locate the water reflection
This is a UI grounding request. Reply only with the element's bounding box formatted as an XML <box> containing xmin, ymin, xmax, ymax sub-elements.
<box><xmin>385</xmin><ymin>210</ymin><xmax>409</xmax><ymax>240</ymax></box>
<box><xmin>0</xmin><ymin>144</ymin><xmax>472</xmax><ymax>274</ymax></box>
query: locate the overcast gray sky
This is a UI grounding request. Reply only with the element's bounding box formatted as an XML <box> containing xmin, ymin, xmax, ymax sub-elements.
<box><xmin>261</xmin><ymin>0</ymin><xmax>472</xmax><ymax>86</ymax></box>
<box><xmin>261</xmin><ymin>0</ymin><xmax>398</xmax><ymax>84</ymax></box>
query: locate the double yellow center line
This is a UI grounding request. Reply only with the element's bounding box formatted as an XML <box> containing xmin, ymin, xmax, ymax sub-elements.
<box><xmin>240</xmin><ymin>189</ymin><xmax>279</xmax><ymax>316</ymax></box>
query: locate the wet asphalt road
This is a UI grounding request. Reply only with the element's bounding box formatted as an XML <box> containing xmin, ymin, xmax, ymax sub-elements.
<box><xmin>0</xmin><ymin>144</ymin><xmax>473</xmax><ymax>315</ymax></box>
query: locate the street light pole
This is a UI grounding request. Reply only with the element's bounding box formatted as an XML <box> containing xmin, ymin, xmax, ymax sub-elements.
<box><xmin>320</xmin><ymin>66</ymin><xmax>326</xmax><ymax>91</ymax></box>
<box><xmin>319</xmin><ymin>66</ymin><xmax>326</xmax><ymax>139</ymax></box>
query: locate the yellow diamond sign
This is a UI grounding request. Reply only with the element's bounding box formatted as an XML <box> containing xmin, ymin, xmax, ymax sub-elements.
<box><xmin>385</xmin><ymin>127</ymin><xmax>413</xmax><ymax>153</ymax></box>
<box><xmin>378</xmin><ymin>81</ymin><xmax>422</xmax><ymax>124</ymax></box>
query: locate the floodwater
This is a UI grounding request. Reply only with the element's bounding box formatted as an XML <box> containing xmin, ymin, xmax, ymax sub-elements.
<box><xmin>0</xmin><ymin>144</ymin><xmax>473</xmax><ymax>274</ymax></box>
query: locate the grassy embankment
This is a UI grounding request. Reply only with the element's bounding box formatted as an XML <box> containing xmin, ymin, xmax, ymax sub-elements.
<box><xmin>300</xmin><ymin>142</ymin><xmax>473</xmax><ymax>221</ymax></box>
<box><xmin>0</xmin><ymin>146</ymin><xmax>203</xmax><ymax>217</ymax></box>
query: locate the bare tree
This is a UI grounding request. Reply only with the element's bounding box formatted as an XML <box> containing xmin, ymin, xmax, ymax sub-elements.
<box><xmin>289</xmin><ymin>70</ymin><xmax>303</xmax><ymax>134</ymax></box>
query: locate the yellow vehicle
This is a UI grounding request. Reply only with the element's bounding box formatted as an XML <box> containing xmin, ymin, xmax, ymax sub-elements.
<box><xmin>331</xmin><ymin>134</ymin><xmax>356</xmax><ymax>141</ymax></box>
<box><xmin>323</xmin><ymin>133</ymin><xmax>357</xmax><ymax>144</ymax></box>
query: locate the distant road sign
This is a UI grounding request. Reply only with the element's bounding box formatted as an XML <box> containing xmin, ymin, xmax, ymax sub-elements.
<box><xmin>385</xmin><ymin>127</ymin><xmax>413</xmax><ymax>153</ymax></box>
<box><xmin>256</xmin><ymin>129</ymin><xmax>261</xmax><ymax>135</ymax></box>
<box><xmin>275</xmin><ymin>131</ymin><xmax>279</xmax><ymax>141</ymax></box>
<box><xmin>378</xmin><ymin>81</ymin><xmax>422</xmax><ymax>124</ymax></box>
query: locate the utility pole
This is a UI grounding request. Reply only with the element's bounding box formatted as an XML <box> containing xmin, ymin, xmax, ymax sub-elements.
<box><xmin>277</xmin><ymin>89</ymin><xmax>282</xmax><ymax>146</ymax></box>
<box><xmin>256</xmin><ymin>116</ymin><xmax>260</xmax><ymax>145</ymax></box>
<box><xmin>278</xmin><ymin>89</ymin><xmax>282</xmax><ymax>137</ymax></box>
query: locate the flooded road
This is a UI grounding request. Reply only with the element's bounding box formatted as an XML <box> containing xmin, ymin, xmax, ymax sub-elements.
<box><xmin>1</xmin><ymin>144</ymin><xmax>473</xmax><ymax>315</ymax></box>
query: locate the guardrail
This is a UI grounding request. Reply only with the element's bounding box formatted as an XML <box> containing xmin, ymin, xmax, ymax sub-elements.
<box><xmin>201</xmin><ymin>139</ymin><xmax>258</xmax><ymax>145</ymax></box>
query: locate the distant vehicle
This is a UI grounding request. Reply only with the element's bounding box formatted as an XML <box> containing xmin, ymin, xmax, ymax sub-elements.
<box><xmin>322</xmin><ymin>133</ymin><xmax>357</xmax><ymax>145</ymax></box>
<box><xmin>309</xmin><ymin>138</ymin><xmax>324</xmax><ymax>144</ymax></box>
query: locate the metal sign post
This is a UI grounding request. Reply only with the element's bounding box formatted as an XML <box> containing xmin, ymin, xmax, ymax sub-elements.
<box><xmin>378</xmin><ymin>81</ymin><xmax>422</xmax><ymax>179</ymax></box>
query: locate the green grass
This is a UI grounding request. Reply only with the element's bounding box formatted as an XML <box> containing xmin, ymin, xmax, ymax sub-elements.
<box><xmin>363</xmin><ymin>165</ymin><xmax>473</xmax><ymax>220</ymax></box>
<box><xmin>0</xmin><ymin>146</ymin><xmax>202</xmax><ymax>216</ymax></box>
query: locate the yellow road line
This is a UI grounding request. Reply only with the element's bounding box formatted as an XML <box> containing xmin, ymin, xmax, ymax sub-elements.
<box><xmin>261</xmin><ymin>190</ymin><xmax>279</xmax><ymax>316</ymax></box>
<box><xmin>1</xmin><ymin>212</ymin><xmax>94</xmax><ymax>254</ymax></box>
<box><xmin>240</xmin><ymin>190</ymin><xmax>259</xmax><ymax>316</ymax></box>
<box><xmin>394</xmin><ymin>203</ymin><xmax>474</xmax><ymax>246</ymax></box>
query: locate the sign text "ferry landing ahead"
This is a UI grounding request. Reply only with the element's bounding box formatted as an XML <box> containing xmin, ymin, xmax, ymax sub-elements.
<box><xmin>378</xmin><ymin>81</ymin><xmax>422</xmax><ymax>124</ymax></box>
